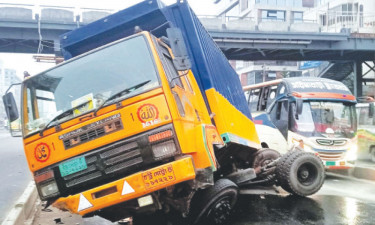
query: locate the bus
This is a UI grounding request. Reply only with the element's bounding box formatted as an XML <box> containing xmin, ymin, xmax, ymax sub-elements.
<box><xmin>356</xmin><ymin>100</ymin><xmax>375</xmax><ymax>162</ymax></box>
<box><xmin>244</xmin><ymin>77</ymin><xmax>357</xmax><ymax>169</ymax></box>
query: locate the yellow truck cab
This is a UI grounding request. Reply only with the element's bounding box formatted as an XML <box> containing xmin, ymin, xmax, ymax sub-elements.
<box><xmin>2</xmin><ymin>1</ymin><xmax>325</xmax><ymax>224</ymax></box>
<box><xmin>22</xmin><ymin>31</ymin><xmax>217</xmax><ymax>215</ymax></box>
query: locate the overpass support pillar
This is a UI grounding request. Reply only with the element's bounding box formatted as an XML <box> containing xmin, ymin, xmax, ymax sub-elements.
<box><xmin>354</xmin><ymin>61</ymin><xmax>363</xmax><ymax>97</ymax></box>
<box><xmin>54</xmin><ymin>39</ymin><xmax>62</xmax><ymax>56</ymax></box>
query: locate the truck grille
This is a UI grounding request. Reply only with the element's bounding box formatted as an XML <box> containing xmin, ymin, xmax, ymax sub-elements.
<box><xmin>60</xmin><ymin>141</ymin><xmax>143</xmax><ymax>189</ymax></box>
<box><xmin>61</xmin><ymin>114</ymin><xmax>123</xmax><ymax>149</ymax></box>
<box><xmin>316</xmin><ymin>139</ymin><xmax>347</xmax><ymax>146</ymax></box>
<box><xmin>317</xmin><ymin>151</ymin><xmax>345</xmax><ymax>161</ymax></box>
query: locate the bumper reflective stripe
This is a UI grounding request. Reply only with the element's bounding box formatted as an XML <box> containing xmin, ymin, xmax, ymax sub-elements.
<box><xmin>53</xmin><ymin>157</ymin><xmax>195</xmax><ymax>215</ymax></box>
<box><xmin>77</xmin><ymin>194</ymin><xmax>93</xmax><ymax>212</ymax></box>
<box><xmin>122</xmin><ymin>180</ymin><xmax>135</xmax><ymax>195</ymax></box>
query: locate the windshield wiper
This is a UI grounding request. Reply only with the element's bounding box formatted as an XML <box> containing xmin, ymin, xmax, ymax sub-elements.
<box><xmin>39</xmin><ymin>100</ymin><xmax>92</xmax><ymax>137</ymax></box>
<box><xmin>93</xmin><ymin>80</ymin><xmax>151</xmax><ymax>116</ymax></box>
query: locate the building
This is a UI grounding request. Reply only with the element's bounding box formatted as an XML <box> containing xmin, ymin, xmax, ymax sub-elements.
<box><xmin>236</xmin><ymin>60</ymin><xmax>302</xmax><ymax>86</ymax></box>
<box><xmin>0</xmin><ymin>60</ymin><xmax>22</xmax><ymax>127</ymax></box>
<box><xmin>305</xmin><ymin>0</ymin><xmax>375</xmax><ymax>33</ymax></box>
<box><xmin>212</xmin><ymin>0</ymin><xmax>314</xmax><ymax>85</ymax></box>
<box><xmin>213</xmin><ymin>0</ymin><xmax>317</xmax><ymax>32</ymax></box>
<box><xmin>305</xmin><ymin>0</ymin><xmax>375</xmax><ymax>96</ymax></box>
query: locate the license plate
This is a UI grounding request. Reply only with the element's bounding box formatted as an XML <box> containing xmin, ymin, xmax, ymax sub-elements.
<box><xmin>142</xmin><ymin>164</ymin><xmax>176</xmax><ymax>190</ymax></box>
<box><xmin>59</xmin><ymin>157</ymin><xmax>87</xmax><ymax>177</ymax></box>
<box><xmin>326</xmin><ymin>161</ymin><xmax>336</xmax><ymax>166</ymax></box>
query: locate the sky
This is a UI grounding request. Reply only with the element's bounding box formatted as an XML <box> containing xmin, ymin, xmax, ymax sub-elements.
<box><xmin>0</xmin><ymin>0</ymin><xmax>217</xmax><ymax>79</ymax></box>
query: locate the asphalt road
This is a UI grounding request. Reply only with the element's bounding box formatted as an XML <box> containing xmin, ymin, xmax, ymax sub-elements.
<box><xmin>32</xmin><ymin>174</ymin><xmax>375</xmax><ymax>225</ymax></box>
<box><xmin>0</xmin><ymin>130</ymin><xmax>31</xmax><ymax>224</ymax></box>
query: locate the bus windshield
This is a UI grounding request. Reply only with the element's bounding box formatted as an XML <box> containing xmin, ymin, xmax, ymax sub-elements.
<box><xmin>292</xmin><ymin>101</ymin><xmax>356</xmax><ymax>138</ymax></box>
<box><xmin>23</xmin><ymin>35</ymin><xmax>159</xmax><ymax>137</ymax></box>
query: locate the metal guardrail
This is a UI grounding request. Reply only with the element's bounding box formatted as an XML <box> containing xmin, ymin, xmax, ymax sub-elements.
<box><xmin>198</xmin><ymin>10</ymin><xmax>375</xmax><ymax>34</ymax></box>
<box><xmin>0</xmin><ymin>3</ymin><xmax>115</xmax><ymax>23</ymax></box>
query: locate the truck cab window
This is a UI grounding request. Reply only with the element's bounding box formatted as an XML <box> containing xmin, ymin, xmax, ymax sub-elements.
<box><xmin>159</xmin><ymin>43</ymin><xmax>183</xmax><ymax>88</ymax></box>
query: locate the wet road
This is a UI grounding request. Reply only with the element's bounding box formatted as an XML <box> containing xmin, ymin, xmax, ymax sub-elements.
<box><xmin>33</xmin><ymin>174</ymin><xmax>375</xmax><ymax>225</ymax></box>
<box><xmin>0</xmin><ymin>130</ymin><xmax>31</xmax><ymax>223</ymax></box>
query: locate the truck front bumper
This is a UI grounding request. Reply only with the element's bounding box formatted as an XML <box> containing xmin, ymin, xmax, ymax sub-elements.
<box><xmin>324</xmin><ymin>159</ymin><xmax>355</xmax><ymax>169</ymax></box>
<box><xmin>53</xmin><ymin>157</ymin><xmax>195</xmax><ymax>215</ymax></box>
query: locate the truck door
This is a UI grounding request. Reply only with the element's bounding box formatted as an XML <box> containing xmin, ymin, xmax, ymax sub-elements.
<box><xmin>270</xmin><ymin>99</ymin><xmax>289</xmax><ymax>139</ymax></box>
<box><xmin>157</xmin><ymin>41</ymin><xmax>199</xmax><ymax>123</ymax></box>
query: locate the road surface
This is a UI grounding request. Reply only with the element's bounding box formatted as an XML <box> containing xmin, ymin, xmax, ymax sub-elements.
<box><xmin>32</xmin><ymin>173</ymin><xmax>375</xmax><ymax>225</ymax></box>
<box><xmin>0</xmin><ymin>130</ymin><xmax>32</xmax><ymax>224</ymax></box>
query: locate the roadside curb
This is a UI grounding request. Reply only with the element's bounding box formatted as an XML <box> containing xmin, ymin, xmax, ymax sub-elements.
<box><xmin>330</xmin><ymin>166</ymin><xmax>375</xmax><ymax>182</ymax></box>
<box><xmin>1</xmin><ymin>182</ymin><xmax>38</xmax><ymax>225</ymax></box>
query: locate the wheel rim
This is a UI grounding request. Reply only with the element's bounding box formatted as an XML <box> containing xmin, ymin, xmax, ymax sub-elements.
<box><xmin>261</xmin><ymin>159</ymin><xmax>272</xmax><ymax>167</ymax></box>
<box><xmin>206</xmin><ymin>196</ymin><xmax>232</xmax><ymax>224</ymax></box>
<box><xmin>297</xmin><ymin>162</ymin><xmax>318</xmax><ymax>186</ymax></box>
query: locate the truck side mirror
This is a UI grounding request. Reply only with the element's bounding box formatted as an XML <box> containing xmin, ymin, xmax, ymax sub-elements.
<box><xmin>3</xmin><ymin>92</ymin><xmax>19</xmax><ymax>122</ymax></box>
<box><xmin>166</xmin><ymin>28</ymin><xmax>191</xmax><ymax>71</ymax></box>
<box><xmin>296</xmin><ymin>99</ymin><xmax>303</xmax><ymax>115</ymax></box>
<box><xmin>369</xmin><ymin>102</ymin><xmax>374</xmax><ymax>118</ymax></box>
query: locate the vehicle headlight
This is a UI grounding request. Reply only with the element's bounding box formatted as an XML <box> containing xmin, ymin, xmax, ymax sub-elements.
<box><xmin>34</xmin><ymin>170</ymin><xmax>59</xmax><ymax>199</ymax></box>
<box><xmin>346</xmin><ymin>144</ymin><xmax>357</xmax><ymax>161</ymax></box>
<box><xmin>40</xmin><ymin>181</ymin><xmax>59</xmax><ymax>198</ymax></box>
<box><xmin>152</xmin><ymin>140</ymin><xmax>177</xmax><ymax>160</ymax></box>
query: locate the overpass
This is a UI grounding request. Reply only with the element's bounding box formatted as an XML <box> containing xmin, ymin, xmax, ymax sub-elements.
<box><xmin>0</xmin><ymin>3</ymin><xmax>374</xmax><ymax>96</ymax></box>
<box><xmin>0</xmin><ymin>3</ymin><xmax>114</xmax><ymax>54</ymax></box>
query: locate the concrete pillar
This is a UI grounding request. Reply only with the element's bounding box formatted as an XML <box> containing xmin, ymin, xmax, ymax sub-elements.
<box><xmin>354</xmin><ymin>61</ymin><xmax>363</xmax><ymax>97</ymax></box>
<box><xmin>54</xmin><ymin>39</ymin><xmax>62</xmax><ymax>56</ymax></box>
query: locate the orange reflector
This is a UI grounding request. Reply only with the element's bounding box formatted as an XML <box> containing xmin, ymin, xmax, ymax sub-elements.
<box><xmin>34</xmin><ymin>170</ymin><xmax>54</xmax><ymax>183</ymax></box>
<box><xmin>148</xmin><ymin>130</ymin><xmax>173</xmax><ymax>143</ymax></box>
<box><xmin>292</xmin><ymin>92</ymin><xmax>302</xmax><ymax>98</ymax></box>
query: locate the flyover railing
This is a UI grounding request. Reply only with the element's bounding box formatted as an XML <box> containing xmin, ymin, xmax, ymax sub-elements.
<box><xmin>0</xmin><ymin>3</ymin><xmax>115</xmax><ymax>24</ymax></box>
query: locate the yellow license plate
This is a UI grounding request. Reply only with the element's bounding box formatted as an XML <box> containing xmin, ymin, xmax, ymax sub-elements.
<box><xmin>142</xmin><ymin>164</ymin><xmax>176</xmax><ymax>189</ymax></box>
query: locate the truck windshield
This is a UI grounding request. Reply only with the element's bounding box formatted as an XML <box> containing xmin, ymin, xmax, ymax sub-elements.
<box><xmin>23</xmin><ymin>35</ymin><xmax>159</xmax><ymax>136</ymax></box>
<box><xmin>292</xmin><ymin>101</ymin><xmax>356</xmax><ymax>138</ymax></box>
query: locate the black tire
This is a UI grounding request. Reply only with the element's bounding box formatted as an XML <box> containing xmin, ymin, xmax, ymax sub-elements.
<box><xmin>276</xmin><ymin>151</ymin><xmax>325</xmax><ymax>196</ymax></box>
<box><xmin>275</xmin><ymin>150</ymin><xmax>304</xmax><ymax>189</ymax></box>
<box><xmin>190</xmin><ymin>179</ymin><xmax>238</xmax><ymax>225</ymax></box>
<box><xmin>252</xmin><ymin>148</ymin><xmax>281</xmax><ymax>169</ymax></box>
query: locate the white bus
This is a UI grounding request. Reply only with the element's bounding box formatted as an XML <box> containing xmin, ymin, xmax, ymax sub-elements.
<box><xmin>244</xmin><ymin>77</ymin><xmax>358</xmax><ymax>169</ymax></box>
<box><xmin>356</xmin><ymin>101</ymin><xmax>375</xmax><ymax>162</ymax></box>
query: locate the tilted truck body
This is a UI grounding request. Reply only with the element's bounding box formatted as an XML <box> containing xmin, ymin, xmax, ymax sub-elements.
<box><xmin>2</xmin><ymin>1</ymin><xmax>325</xmax><ymax>224</ymax></box>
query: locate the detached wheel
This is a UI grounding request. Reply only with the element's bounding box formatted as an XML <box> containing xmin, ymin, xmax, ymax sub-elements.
<box><xmin>190</xmin><ymin>179</ymin><xmax>238</xmax><ymax>225</ymax></box>
<box><xmin>251</xmin><ymin>148</ymin><xmax>280</xmax><ymax>180</ymax></box>
<box><xmin>276</xmin><ymin>151</ymin><xmax>325</xmax><ymax>196</ymax></box>
<box><xmin>252</xmin><ymin>148</ymin><xmax>281</xmax><ymax>169</ymax></box>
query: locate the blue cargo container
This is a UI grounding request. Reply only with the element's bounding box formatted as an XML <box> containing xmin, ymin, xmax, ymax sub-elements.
<box><xmin>60</xmin><ymin>0</ymin><xmax>260</xmax><ymax>149</ymax></box>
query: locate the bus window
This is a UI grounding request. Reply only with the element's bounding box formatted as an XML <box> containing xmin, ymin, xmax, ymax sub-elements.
<box><xmin>358</xmin><ymin>106</ymin><xmax>375</xmax><ymax>126</ymax></box>
<box><xmin>249</xmin><ymin>89</ymin><xmax>260</xmax><ymax>112</ymax></box>
<box><xmin>277</xmin><ymin>84</ymin><xmax>286</xmax><ymax>98</ymax></box>
<box><xmin>266</xmin><ymin>86</ymin><xmax>277</xmax><ymax>110</ymax></box>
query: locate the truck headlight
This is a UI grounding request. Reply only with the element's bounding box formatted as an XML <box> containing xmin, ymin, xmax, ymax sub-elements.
<box><xmin>34</xmin><ymin>170</ymin><xmax>59</xmax><ymax>199</ymax></box>
<box><xmin>346</xmin><ymin>145</ymin><xmax>357</xmax><ymax>161</ymax></box>
<box><xmin>152</xmin><ymin>140</ymin><xmax>177</xmax><ymax>160</ymax></box>
<box><xmin>40</xmin><ymin>181</ymin><xmax>59</xmax><ymax>198</ymax></box>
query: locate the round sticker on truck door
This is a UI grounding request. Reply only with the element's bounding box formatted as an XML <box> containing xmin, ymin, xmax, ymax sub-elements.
<box><xmin>137</xmin><ymin>104</ymin><xmax>161</xmax><ymax>128</ymax></box>
<box><xmin>34</xmin><ymin>143</ymin><xmax>51</xmax><ymax>162</ymax></box>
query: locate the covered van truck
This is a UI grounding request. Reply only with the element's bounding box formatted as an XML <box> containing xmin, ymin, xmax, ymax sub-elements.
<box><xmin>3</xmin><ymin>1</ymin><xmax>325</xmax><ymax>224</ymax></box>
